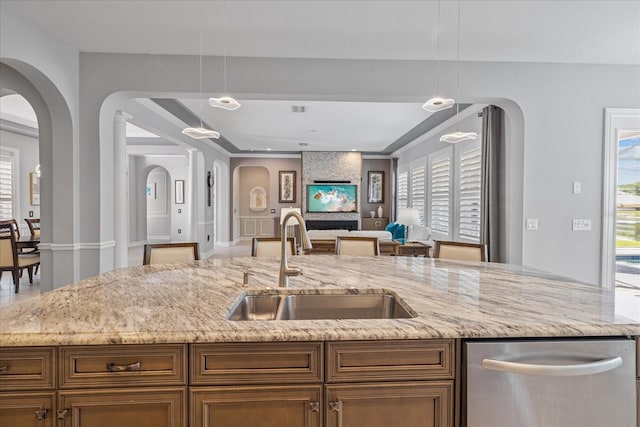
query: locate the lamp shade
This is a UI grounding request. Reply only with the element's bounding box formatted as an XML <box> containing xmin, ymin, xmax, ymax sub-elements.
<box><xmin>396</xmin><ymin>208</ymin><xmax>420</xmax><ymax>226</ymax></box>
<box><xmin>280</xmin><ymin>207</ymin><xmax>301</xmax><ymax>225</ymax></box>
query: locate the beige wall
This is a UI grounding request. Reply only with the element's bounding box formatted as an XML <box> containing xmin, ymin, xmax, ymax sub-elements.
<box><xmin>361</xmin><ymin>158</ymin><xmax>392</xmax><ymax>220</ymax></box>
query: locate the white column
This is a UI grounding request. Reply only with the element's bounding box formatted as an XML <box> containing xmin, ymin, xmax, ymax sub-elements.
<box><xmin>188</xmin><ymin>149</ymin><xmax>198</xmax><ymax>242</ymax></box>
<box><xmin>114</xmin><ymin>111</ymin><xmax>132</xmax><ymax>268</ymax></box>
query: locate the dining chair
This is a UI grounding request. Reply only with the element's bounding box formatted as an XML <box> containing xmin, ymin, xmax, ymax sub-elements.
<box><xmin>25</xmin><ymin>218</ymin><xmax>41</xmax><ymax>238</ymax></box>
<box><xmin>335</xmin><ymin>236</ymin><xmax>380</xmax><ymax>256</ymax></box>
<box><xmin>142</xmin><ymin>242</ymin><xmax>200</xmax><ymax>265</ymax></box>
<box><xmin>433</xmin><ymin>240</ymin><xmax>487</xmax><ymax>262</ymax></box>
<box><xmin>0</xmin><ymin>227</ymin><xmax>40</xmax><ymax>293</ymax></box>
<box><xmin>252</xmin><ymin>237</ymin><xmax>296</xmax><ymax>257</ymax></box>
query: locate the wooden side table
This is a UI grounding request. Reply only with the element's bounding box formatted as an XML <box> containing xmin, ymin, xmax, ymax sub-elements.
<box><xmin>394</xmin><ymin>241</ymin><xmax>431</xmax><ymax>257</ymax></box>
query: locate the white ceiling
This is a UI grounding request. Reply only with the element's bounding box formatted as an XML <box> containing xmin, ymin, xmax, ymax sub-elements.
<box><xmin>3</xmin><ymin>1</ymin><xmax>639</xmax><ymax>154</ymax></box>
<box><xmin>4</xmin><ymin>1</ymin><xmax>639</xmax><ymax>64</ymax></box>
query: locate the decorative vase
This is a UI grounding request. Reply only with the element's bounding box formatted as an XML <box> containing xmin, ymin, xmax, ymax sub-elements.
<box><xmin>377</xmin><ymin>205</ymin><xmax>383</xmax><ymax>218</ymax></box>
<box><xmin>370</xmin><ymin>211</ymin><xmax>376</xmax><ymax>218</ymax></box>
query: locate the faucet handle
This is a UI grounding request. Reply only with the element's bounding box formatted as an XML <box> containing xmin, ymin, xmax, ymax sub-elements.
<box><xmin>242</xmin><ymin>272</ymin><xmax>250</xmax><ymax>287</ymax></box>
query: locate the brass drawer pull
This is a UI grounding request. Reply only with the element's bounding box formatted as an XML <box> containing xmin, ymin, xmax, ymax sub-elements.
<box><xmin>0</xmin><ymin>365</ymin><xmax>7</xmax><ymax>373</ymax></box>
<box><xmin>106</xmin><ymin>361</ymin><xmax>142</xmax><ymax>372</ymax></box>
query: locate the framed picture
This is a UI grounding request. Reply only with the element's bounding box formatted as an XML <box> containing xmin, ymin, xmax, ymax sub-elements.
<box><xmin>175</xmin><ymin>180</ymin><xmax>184</xmax><ymax>204</ymax></box>
<box><xmin>279</xmin><ymin>171</ymin><xmax>296</xmax><ymax>203</ymax></box>
<box><xmin>30</xmin><ymin>172</ymin><xmax>40</xmax><ymax>205</ymax></box>
<box><xmin>367</xmin><ymin>171</ymin><xmax>384</xmax><ymax>203</ymax></box>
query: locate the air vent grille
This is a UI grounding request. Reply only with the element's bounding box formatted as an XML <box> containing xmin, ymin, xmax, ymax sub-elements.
<box><xmin>291</xmin><ymin>106</ymin><xmax>306</xmax><ymax>113</ymax></box>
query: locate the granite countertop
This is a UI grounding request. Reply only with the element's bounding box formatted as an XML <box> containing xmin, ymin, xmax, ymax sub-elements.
<box><xmin>1</xmin><ymin>256</ymin><xmax>638</xmax><ymax>346</ymax></box>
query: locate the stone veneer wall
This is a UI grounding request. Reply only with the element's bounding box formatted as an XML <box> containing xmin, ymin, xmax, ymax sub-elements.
<box><xmin>302</xmin><ymin>152</ymin><xmax>362</xmax><ymax>225</ymax></box>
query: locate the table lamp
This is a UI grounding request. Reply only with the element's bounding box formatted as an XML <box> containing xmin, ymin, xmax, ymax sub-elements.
<box><xmin>396</xmin><ymin>208</ymin><xmax>420</xmax><ymax>244</ymax></box>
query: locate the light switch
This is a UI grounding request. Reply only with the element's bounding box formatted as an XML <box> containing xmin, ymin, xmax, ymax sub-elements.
<box><xmin>572</xmin><ymin>219</ymin><xmax>591</xmax><ymax>231</ymax></box>
<box><xmin>573</xmin><ymin>181</ymin><xmax>582</xmax><ymax>194</ymax></box>
<box><xmin>526</xmin><ymin>219</ymin><xmax>538</xmax><ymax>231</ymax></box>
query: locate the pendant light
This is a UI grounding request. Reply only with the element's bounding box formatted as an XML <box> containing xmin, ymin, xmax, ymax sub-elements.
<box><xmin>423</xmin><ymin>0</ymin><xmax>454</xmax><ymax>113</ymax></box>
<box><xmin>440</xmin><ymin>0</ymin><xmax>477</xmax><ymax>143</ymax></box>
<box><xmin>209</xmin><ymin>0</ymin><xmax>241</xmax><ymax>110</ymax></box>
<box><xmin>183</xmin><ymin>1</ymin><xmax>221</xmax><ymax>139</ymax></box>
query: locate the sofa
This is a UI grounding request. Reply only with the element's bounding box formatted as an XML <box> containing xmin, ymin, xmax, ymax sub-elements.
<box><xmin>306</xmin><ymin>229</ymin><xmax>397</xmax><ymax>255</ymax></box>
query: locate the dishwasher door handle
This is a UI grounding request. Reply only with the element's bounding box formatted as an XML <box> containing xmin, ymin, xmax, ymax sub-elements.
<box><xmin>481</xmin><ymin>356</ymin><xmax>623</xmax><ymax>376</ymax></box>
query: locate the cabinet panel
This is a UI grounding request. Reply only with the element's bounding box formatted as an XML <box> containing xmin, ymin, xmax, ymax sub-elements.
<box><xmin>190</xmin><ymin>342</ymin><xmax>323</xmax><ymax>385</ymax></box>
<box><xmin>57</xmin><ymin>387</ymin><xmax>185</xmax><ymax>427</ymax></box>
<box><xmin>362</xmin><ymin>218</ymin><xmax>389</xmax><ymax>231</ymax></box>
<box><xmin>0</xmin><ymin>347</ymin><xmax>56</xmax><ymax>391</ymax></box>
<box><xmin>59</xmin><ymin>344</ymin><xmax>186</xmax><ymax>388</ymax></box>
<box><xmin>190</xmin><ymin>385</ymin><xmax>321</xmax><ymax>427</ymax></box>
<box><xmin>0</xmin><ymin>392</ymin><xmax>55</xmax><ymax>427</ymax></box>
<box><xmin>327</xmin><ymin>340</ymin><xmax>454</xmax><ymax>383</ymax></box>
<box><xmin>325</xmin><ymin>381</ymin><xmax>453</xmax><ymax>427</ymax></box>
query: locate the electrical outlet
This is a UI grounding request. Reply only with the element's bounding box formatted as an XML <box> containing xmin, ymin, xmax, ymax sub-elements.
<box><xmin>178</xmin><ymin>208</ymin><xmax>181</xmax><ymax>213</ymax></box>
<box><xmin>572</xmin><ymin>219</ymin><xmax>591</xmax><ymax>231</ymax></box>
<box><xmin>207</xmin><ymin>234</ymin><xmax>210</xmax><ymax>241</ymax></box>
<box><xmin>526</xmin><ymin>219</ymin><xmax>538</xmax><ymax>231</ymax></box>
<box><xmin>177</xmin><ymin>228</ymin><xmax>182</xmax><ymax>234</ymax></box>
<box><xmin>573</xmin><ymin>181</ymin><xmax>581</xmax><ymax>194</ymax></box>
<box><xmin>29</xmin><ymin>211</ymin><xmax>33</xmax><ymax>217</ymax></box>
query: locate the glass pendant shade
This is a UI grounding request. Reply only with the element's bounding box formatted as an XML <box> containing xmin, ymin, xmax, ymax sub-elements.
<box><xmin>208</xmin><ymin>96</ymin><xmax>241</xmax><ymax>110</ymax></box>
<box><xmin>182</xmin><ymin>126</ymin><xmax>220</xmax><ymax>139</ymax></box>
<box><xmin>440</xmin><ymin>131</ymin><xmax>477</xmax><ymax>143</ymax></box>
<box><xmin>422</xmin><ymin>97</ymin><xmax>454</xmax><ymax>112</ymax></box>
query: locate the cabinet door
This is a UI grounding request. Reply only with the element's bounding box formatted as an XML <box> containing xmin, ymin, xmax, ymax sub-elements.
<box><xmin>191</xmin><ymin>385</ymin><xmax>322</xmax><ymax>427</ymax></box>
<box><xmin>325</xmin><ymin>381</ymin><xmax>452</xmax><ymax>427</ymax></box>
<box><xmin>0</xmin><ymin>392</ymin><xmax>55</xmax><ymax>427</ymax></box>
<box><xmin>57</xmin><ymin>387</ymin><xmax>185</xmax><ymax>427</ymax></box>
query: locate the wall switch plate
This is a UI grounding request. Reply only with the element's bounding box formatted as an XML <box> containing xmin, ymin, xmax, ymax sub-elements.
<box><xmin>178</xmin><ymin>209</ymin><xmax>181</xmax><ymax>213</ymax></box>
<box><xmin>572</xmin><ymin>219</ymin><xmax>591</xmax><ymax>231</ymax></box>
<box><xmin>270</xmin><ymin>209</ymin><xmax>276</xmax><ymax>214</ymax></box>
<box><xmin>29</xmin><ymin>211</ymin><xmax>33</xmax><ymax>217</ymax></box>
<box><xmin>573</xmin><ymin>181</ymin><xmax>582</xmax><ymax>194</ymax></box>
<box><xmin>526</xmin><ymin>219</ymin><xmax>538</xmax><ymax>231</ymax></box>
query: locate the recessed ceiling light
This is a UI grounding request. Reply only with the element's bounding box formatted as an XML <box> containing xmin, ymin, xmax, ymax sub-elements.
<box><xmin>351</xmin><ymin>149</ymin><xmax>357</xmax><ymax>151</ymax></box>
<box><xmin>266</xmin><ymin>148</ymin><xmax>272</xmax><ymax>151</ymax></box>
<box><xmin>182</xmin><ymin>127</ymin><xmax>220</xmax><ymax>139</ymax></box>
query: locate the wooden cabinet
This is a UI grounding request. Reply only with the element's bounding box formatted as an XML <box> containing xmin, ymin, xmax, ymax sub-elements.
<box><xmin>325</xmin><ymin>340</ymin><xmax>454</xmax><ymax>427</ymax></box>
<box><xmin>191</xmin><ymin>385</ymin><xmax>322</xmax><ymax>427</ymax></box>
<box><xmin>325</xmin><ymin>382</ymin><xmax>452</xmax><ymax>427</ymax></box>
<box><xmin>0</xmin><ymin>392</ymin><xmax>55</xmax><ymax>427</ymax></box>
<box><xmin>190</xmin><ymin>342</ymin><xmax>323</xmax><ymax>427</ymax></box>
<box><xmin>56</xmin><ymin>344</ymin><xmax>187</xmax><ymax>427</ymax></box>
<box><xmin>362</xmin><ymin>217</ymin><xmax>389</xmax><ymax>231</ymax></box>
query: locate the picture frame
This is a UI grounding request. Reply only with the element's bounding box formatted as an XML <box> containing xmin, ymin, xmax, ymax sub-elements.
<box><xmin>30</xmin><ymin>172</ymin><xmax>40</xmax><ymax>205</ymax></box>
<box><xmin>279</xmin><ymin>170</ymin><xmax>296</xmax><ymax>203</ymax></box>
<box><xmin>175</xmin><ymin>180</ymin><xmax>184</xmax><ymax>204</ymax></box>
<box><xmin>367</xmin><ymin>171</ymin><xmax>384</xmax><ymax>203</ymax></box>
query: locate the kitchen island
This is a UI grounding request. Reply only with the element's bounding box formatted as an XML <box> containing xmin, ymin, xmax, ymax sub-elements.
<box><xmin>1</xmin><ymin>256</ymin><xmax>638</xmax><ymax>426</ymax></box>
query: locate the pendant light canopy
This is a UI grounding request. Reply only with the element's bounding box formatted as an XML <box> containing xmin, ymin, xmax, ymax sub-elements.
<box><xmin>209</xmin><ymin>0</ymin><xmax>241</xmax><ymax>111</ymax></box>
<box><xmin>440</xmin><ymin>0</ymin><xmax>477</xmax><ymax>143</ymax></box>
<box><xmin>423</xmin><ymin>0</ymin><xmax>454</xmax><ymax>113</ymax></box>
<box><xmin>183</xmin><ymin>1</ymin><xmax>220</xmax><ymax>140</ymax></box>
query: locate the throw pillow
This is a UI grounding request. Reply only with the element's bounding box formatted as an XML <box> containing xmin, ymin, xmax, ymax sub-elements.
<box><xmin>392</xmin><ymin>224</ymin><xmax>406</xmax><ymax>241</ymax></box>
<box><xmin>385</xmin><ymin>222</ymin><xmax>398</xmax><ymax>233</ymax></box>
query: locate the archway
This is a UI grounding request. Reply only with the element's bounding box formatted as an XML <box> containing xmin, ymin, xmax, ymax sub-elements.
<box><xmin>0</xmin><ymin>60</ymin><xmax>75</xmax><ymax>292</ymax></box>
<box><xmin>144</xmin><ymin>166</ymin><xmax>172</xmax><ymax>242</ymax></box>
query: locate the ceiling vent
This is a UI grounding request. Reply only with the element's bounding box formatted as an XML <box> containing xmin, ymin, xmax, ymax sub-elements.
<box><xmin>291</xmin><ymin>106</ymin><xmax>306</xmax><ymax>113</ymax></box>
<box><xmin>299</xmin><ymin>142</ymin><xmax>309</xmax><ymax>147</ymax></box>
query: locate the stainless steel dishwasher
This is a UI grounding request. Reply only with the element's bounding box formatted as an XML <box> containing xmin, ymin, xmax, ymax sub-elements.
<box><xmin>465</xmin><ymin>338</ymin><xmax>636</xmax><ymax>427</ymax></box>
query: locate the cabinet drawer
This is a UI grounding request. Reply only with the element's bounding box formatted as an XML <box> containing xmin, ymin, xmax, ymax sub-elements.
<box><xmin>0</xmin><ymin>347</ymin><xmax>55</xmax><ymax>391</ymax></box>
<box><xmin>191</xmin><ymin>342</ymin><xmax>323</xmax><ymax>385</ymax></box>
<box><xmin>59</xmin><ymin>344</ymin><xmax>187</xmax><ymax>388</ymax></box>
<box><xmin>327</xmin><ymin>339</ymin><xmax>454</xmax><ymax>383</ymax></box>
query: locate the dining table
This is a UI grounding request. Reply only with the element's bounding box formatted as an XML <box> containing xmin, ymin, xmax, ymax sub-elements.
<box><xmin>16</xmin><ymin>235</ymin><xmax>40</xmax><ymax>252</ymax></box>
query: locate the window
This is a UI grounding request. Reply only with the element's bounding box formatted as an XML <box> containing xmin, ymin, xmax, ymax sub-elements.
<box><xmin>410</xmin><ymin>163</ymin><xmax>426</xmax><ymax>225</ymax></box>
<box><xmin>397</xmin><ymin>168</ymin><xmax>408</xmax><ymax>209</ymax></box>
<box><xmin>0</xmin><ymin>149</ymin><xmax>16</xmax><ymax>219</ymax></box>
<box><xmin>427</xmin><ymin>139</ymin><xmax>482</xmax><ymax>243</ymax></box>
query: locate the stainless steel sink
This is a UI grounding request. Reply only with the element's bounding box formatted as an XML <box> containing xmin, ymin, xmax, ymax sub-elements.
<box><xmin>226</xmin><ymin>291</ymin><xmax>415</xmax><ymax>321</ymax></box>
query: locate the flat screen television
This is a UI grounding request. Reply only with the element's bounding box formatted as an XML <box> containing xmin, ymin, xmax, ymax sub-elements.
<box><xmin>307</xmin><ymin>184</ymin><xmax>357</xmax><ymax>213</ymax></box>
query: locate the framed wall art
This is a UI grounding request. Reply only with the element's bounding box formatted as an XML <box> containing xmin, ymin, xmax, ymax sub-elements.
<box><xmin>279</xmin><ymin>170</ymin><xmax>296</xmax><ymax>203</ymax></box>
<box><xmin>30</xmin><ymin>172</ymin><xmax>40</xmax><ymax>205</ymax></box>
<box><xmin>367</xmin><ymin>171</ymin><xmax>384</xmax><ymax>203</ymax></box>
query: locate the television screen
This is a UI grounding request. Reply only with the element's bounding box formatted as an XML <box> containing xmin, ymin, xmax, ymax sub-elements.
<box><xmin>307</xmin><ymin>184</ymin><xmax>358</xmax><ymax>213</ymax></box>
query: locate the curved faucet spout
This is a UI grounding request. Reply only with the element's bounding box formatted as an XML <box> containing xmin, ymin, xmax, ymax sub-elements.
<box><xmin>279</xmin><ymin>211</ymin><xmax>312</xmax><ymax>287</ymax></box>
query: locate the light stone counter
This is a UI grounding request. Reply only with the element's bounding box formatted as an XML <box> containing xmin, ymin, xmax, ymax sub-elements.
<box><xmin>1</xmin><ymin>256</ymin><xmax>638</xmax><ymax>346</ymax></box>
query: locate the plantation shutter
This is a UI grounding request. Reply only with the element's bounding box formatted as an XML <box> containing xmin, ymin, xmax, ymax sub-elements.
<box><xmin>0</xmin><ymin>150</ymin><xmax>15</xmax><ymax>219</ymax></box>
<box><xmin>410</xmin><ymin>164</ymin><xmax>426</xmax><ymax>225</ymax></box>
<box><xmin>429</xmin><ymin>151</ymin><xmax>452</xmax><ymax>236</ymax></box>
<box><xmin>397</xmin><ymin>169</ymin><xmax>408</xmax><ymax>209</ymax></box>
<box><xmin>458</xmin><ymin>145</ymin><xmax>482</xmax><ymax>242</ymax></box>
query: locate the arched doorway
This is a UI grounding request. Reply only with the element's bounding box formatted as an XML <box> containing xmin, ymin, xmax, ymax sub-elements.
<box><xmin>145</xmin><ymin>166</ymin><xmax>172</xmax><ymax>242</ymax></box>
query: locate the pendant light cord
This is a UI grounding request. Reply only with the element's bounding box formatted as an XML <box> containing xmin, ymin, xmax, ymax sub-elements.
<box><xmin>456</xmin><ymin>0</ymin><xmax>461</xmax><ymax>106</ymax></box>
<box><xmin>223</xmin><ymin>0</ymin><xmax>228</xmax><ymax>95</ymax></box>
<box><xmin>199</xmin><ymin>0</ymin><xmax>204</xmax><ymax>128</ymax></box>
<box><xmin>435</xmin><ymin>0</ymin><xmax>441</xmax><ymax>95</ymax></box>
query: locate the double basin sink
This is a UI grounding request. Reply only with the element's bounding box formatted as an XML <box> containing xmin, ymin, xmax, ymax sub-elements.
<box><xmin>226</xmin><ymin>289</ymin><xmax>416</xmax><ymax>321</ymax></box>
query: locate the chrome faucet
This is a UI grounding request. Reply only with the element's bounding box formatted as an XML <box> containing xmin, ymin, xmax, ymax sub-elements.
<box><xmin>279</xmin><ymin>211</ymin><xmax>313</xmax><ymax>287</ymax></box>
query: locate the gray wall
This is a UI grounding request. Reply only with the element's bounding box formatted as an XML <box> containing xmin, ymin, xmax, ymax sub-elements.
<box><xmin>361</xmin><ymin>158</ymin><xmax>392</xmax><ymax>220</ymax></box>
